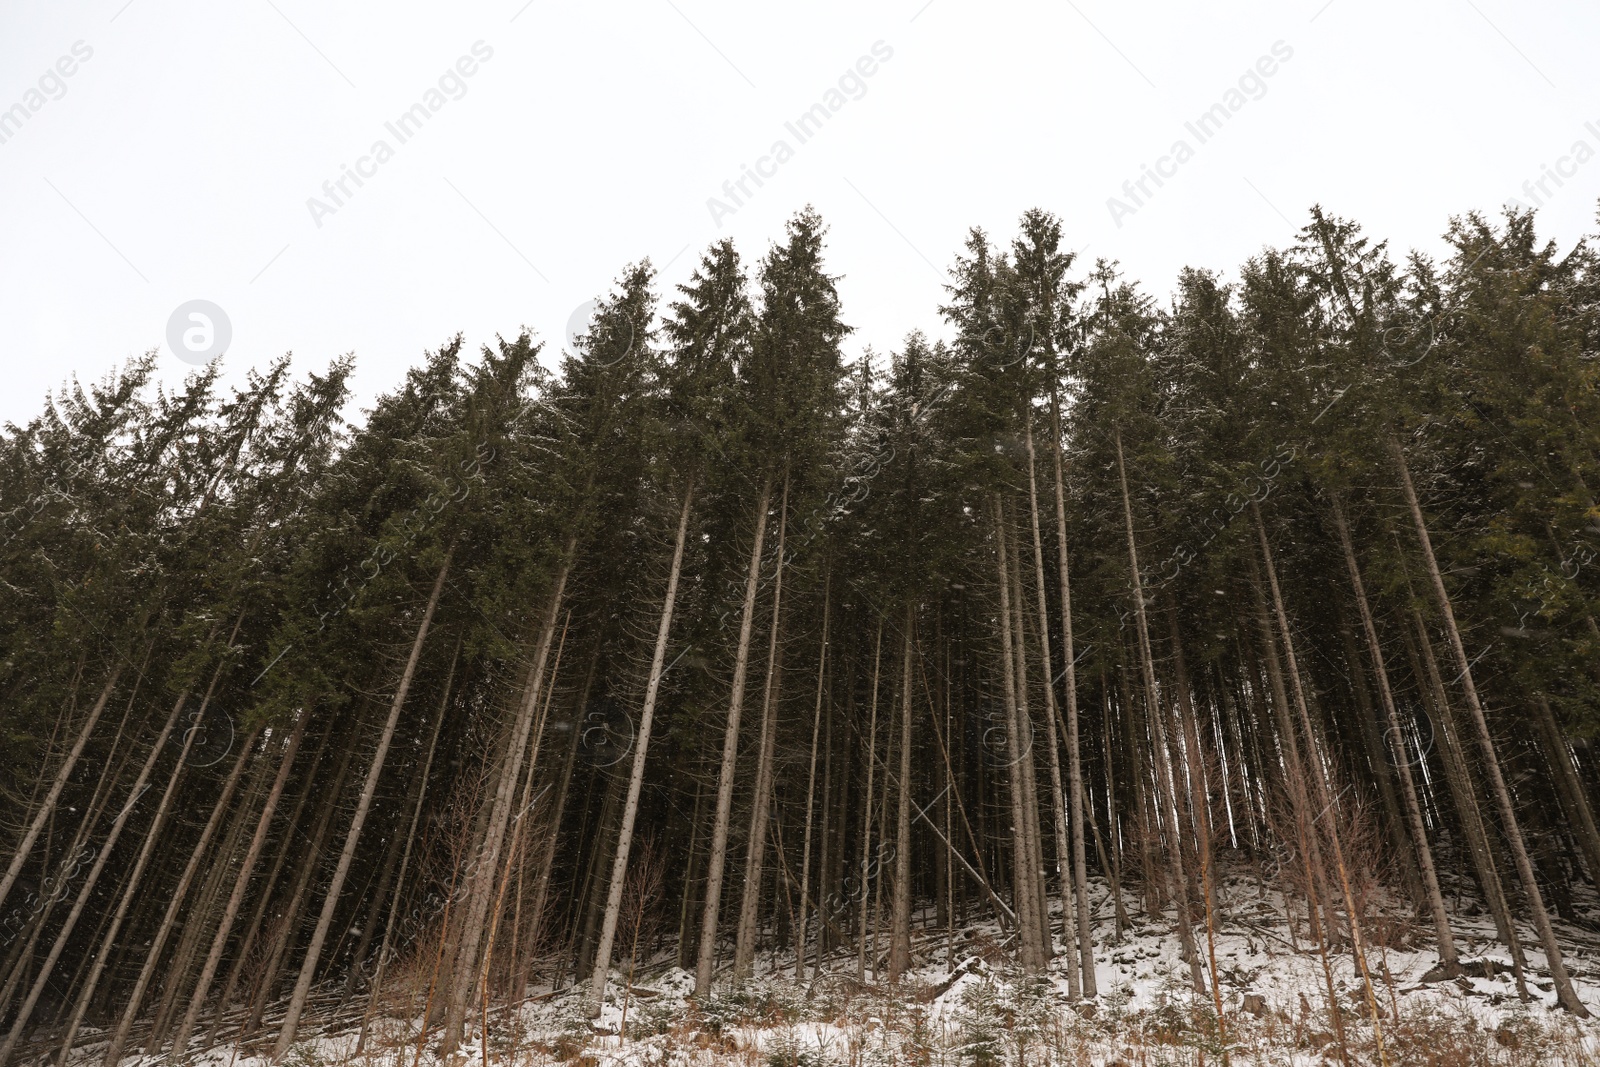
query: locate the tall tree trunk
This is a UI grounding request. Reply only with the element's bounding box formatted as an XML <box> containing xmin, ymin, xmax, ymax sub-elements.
<box><xmin>888</xmin><ymin>605</ymin><xmax>914</xmax><ymax>983</ymax></box>
<box><xmin>505</xmin><ymin>620</ymin><xmax>570</xmax><ymax>1005</ymax></box>
<box><xmin>442</xmin><ymin>530</ymin><xmax>577</xmax><ymax>1050</ymax></box>
<box><xmin>818</xmin><ymin>695</ymin><xmax>842</xmax><ymax>958</ymax></box>
<box><xmin>572</xmin><ymin>770</ymin><xmax>623</xmax><ymax>984</ymax></box>
<box><xmin>1024</xmin><ymin>413</ymin><xmax>1078</xmax><ymax>997</ymax></box>
<box><xmin>212</xmin><ymin>720</ymin><xmax>337</xmax><ymax>1044</ymax></box>
<box><xmin>0</xmin><ymin>731</ymin><xmax>137</xmax><ymax>1042</ymax></box>
<box><xmin>1120</xmin><ymin>663</ymin><xmax>1158</xmax><ymax>918</ymax></box>
<box><xmin>1167</xmin><ymin>607</ymin><xmax>1230</xmax><ymax>1051</ymax></box>
<box><xmin>796</xmin><ymin>575</ymin><xmax>830</xmax><ymax>983</ymax></box>
<box><xmin>1247</xmin><ymin>558</ymin><xmax>1352</xmax><ymax>1050</ymax></box>
<box><xmin>588</xmin><ymin>478</ymin><xmax>696</xmax><ymax>1012</ymax></box>
<box><xmin>1337</xmin><ymin>604</ymin><xmax>1423</xmax><ymax>908</ymax></box>
<box><xmin>526</xmin><ymin>639</ymin><xmax>596</xmax><ymax>972</ymax></box>
<box><xmin>353</xmin><ymin>641</ymin><xmax>456</xmax><ymax>1053</ymax></box>
<box><xmin>694</xmin><ymin>473</ymin><xmax>774</xmax><ymax>996</ymax></box>
<box><xmin>274</xmin><ymin>549</ymin><xmax>452</xmax><ymax>1058</ymax></box>
<box><xmin>1005</xmin><ymin>519</ymin><xmax>1052</xmax><ymax>963</ymax></box>
<box><xmin>0</xmin><ymin>663</ymin><xmax>124</xmax><ymax>916</ymax></box>
<box><xmin>245</xmin><ymin>727</ymin><xmax>361</xmax><ymax>1038</ymax></box>
<box><xmin>2</xmin><ymin>685</ymin><xmax>196</xmax><ymax>1066</ymax></box>
<box><xmin>1532</xmin><ymin>694</ymin><xmax>1600</xmax><ymax>887</ymax></box>
<box><xmin>1330</xmin><ymin>494</ymin><xmax>1458</xmax><ymax>971</ymax></box>
<box><xmin>733</xmin><ymin>473</ymin><xmax>791</xmax><ymax>981</ymax></box>
<box><xmin>1100</xmin><ymin>682</ymin><xmax>1130</xmax><ymax>937</ymax></box>
<box><xmin>18</xmin><ymin>614</ymin><xmax>234</xmax><ymax>1058</ymax></box>
<box><xmin>1047</xmin><ymin>393</ymin><xmax>1096</xmax><ymax>994</ymax></box>
<box><xmin>336</xmin><ymin>789</ymin><xmax>412</xmax><ymax>1008</ymax></box>
<box><xmin>1405</xmin><ymin>605</ymin><xmax>1526</xmax><ymax>975</ymax></box>
<box><xmin>677</xmin><ymin>775</ymin><xmax>709</xmax><ymax>970</ymax></box>
<box><xmin>1113</xmin><ymin>428</ymin><xmax>1205</xmax><ymax>993</ymax></box>
<box><xmin>1390</xmin><ymin>436</ymin><xmax>1587</xmax><ymax>1016</ymax></box>
<box><xmin>148</xmin><ymin>738</ymin><xmax>274</xmax><ymax>1051</ymax></box>
<box><xmin>993</xmin><ymin>494</ymin><xmax>1043</xmax><ymax>973</ymax></box>
<box><xmin>0</xmin><ymin>667</ymin><xmax>143</xmax><ymax>1024</ymax></box>
<box><xmin>856</xmin><ymin>622</ymin><xmax>884</xmax><ymax>982</ymax></box>
<box><xmin>1253</xmin><ymin>502</ymin><xmax>1388</xmax><ymax>1060</ymax></box>
<box><xmin>170</xmin><ymin>711</ymin><xmax>310</xmax><ymax>1058</ymax></box>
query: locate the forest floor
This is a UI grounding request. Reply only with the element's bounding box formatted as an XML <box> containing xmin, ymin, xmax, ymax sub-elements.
<box><xmin>63</xmin><ymin>870</ymin><xmax>1600</xmax><ymax>1067</ymax></box>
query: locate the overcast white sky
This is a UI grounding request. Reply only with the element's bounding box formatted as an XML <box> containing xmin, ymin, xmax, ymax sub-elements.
<box><xmin>2</xmin><ymin>0</ymin><xmax>1597</xmax><ymax>426</ymax></box>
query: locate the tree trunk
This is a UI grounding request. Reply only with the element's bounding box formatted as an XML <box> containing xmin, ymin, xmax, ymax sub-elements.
<box><xmin>0</xmin><ymin>663</ymin><xmax>124</xmax><ymax>917</ymax></box>
<box><xmin>1330</xmin><ymin>493</ymin><xmax>1458</xmax><ymax>971</ymax></box>
<box><xmin>1024</xmin><ymin>413</ymin><xmax>1078</xmax><ymax>997</ymax></box>
<box><xmin>1167</xmin><ymin>606</ymin><xmax>1230</xmax><ymax>1049</ymax></box>
<box><xmin>588</xmin><ymin>478</ymin><xmax>696</xmax><ymax>1011</ymax></box>
<box><xmin>274</xmin><ymin>549</ymin><xmax>452</xmax><ymax>1058</ymax></box>
<box><xmin>1337</xmin><ymin>604</ymin><xmax>1424</xmax><ymax>908</ymax></box>
<box><xmin>733</xmin><ymin>473</ymin><xmax>791</xmax><ymax>981</ymax></box>
<box><xmin>694</xmin><ymin>473</ymin><xmax>774</xmax><ymax>997</ymax></box>
<box><xmin>353</xmin><ymin>641</ymin><xmax>456</xmax><ymax>1053</ymax></box>
<box><xmin>1005</xmin><ymin>518</ymin><xmax>1052</xmax><ymax>963</ymax></box>
<box><xmin>0</xmin><ymin>667</ymin><xmax>142</xmax><ymax>1025</ymax></box>
<box><xmin>170</xmin><ymin>711</ymin><xmax>310</xmax><ymax>1058</ymax></box>
<box><xmin>526</xmin><ymin>640</ymin><xmax>596</xmax><ymax>974</ymax></box>
<box><xmin>1120</xmin><ymin>663</ymin><xmax>1158</xmax><ymax>918</ymax></box>
<box><xmin>19</xmin><ymin>627</ymin><xmax>230</xmax><ymax>1056</ymax></box>
<box><xmin>1390</xmin><ymin>436</ymin><xmax>1587</xmax><ymax>1016</ymax></box>
<box><xmin>1047</xmin><ymin>392</ymin><xmax>1096</xmax><ymax>995</ymax></box>
<box><xmin>888</xmin><ymin>605</ymin><xmax>914</xmax><ymax>983</ymax></box>
<box><xmin>1253</xmin><ymin>502</ymin><xmax>1388</xmax><ymax>1058</ymax></box>
<box><xmin>1113</xmin><ymin>428</ymin><xmax>1205</xmax><ymax>993</ymax></box>
<box><xmin>213</xmin><ymin>719</ymin><xmax>337</xmax><ymax>1043</ymax></box>
<box><xmin>993</xmin><ymin>494</ymin><xmax>1043</xmax><ymax>973</ymax></box>
<box><xmin>856</xmin><ymin>622</ymin><xmax>884</xmax><ymax>981</ymax></box>
<box><xmin>147</xmin><ymin>737</ymin><xmax>274</xmax><ymax>1051</ymax></box>
<box><xmin>2</xmin><ymin>685</ymin><xmax>196</xmax><ymax>1067</ymax></box>
<box><xmin>505</xmin><ymin>618</ymin><xmax>572</xmax><ymax>1008</ymax></box>
<box><xmin>796</xmin><ymin>575</ymin><xmax>829</xmax><ymax>983</ymax></box>
<box><xmin>1405</xmin><ymin>605</ymin><xmax>1526</xmax><ymax>974</ymax></box>
<box><xmin>1532</xmin><ymin>694</ymin><xmax>1600</xmax><ymax>888</ymax></box>
<box><xmin>441</xmin><ymin>529</ymin><xmax>577</xmax><ymax>1050</ymax></box>
<box><xmin>1100</xmin><ymin>681</ymin><xmax>1129</xmax><ymax>937</ymax></box>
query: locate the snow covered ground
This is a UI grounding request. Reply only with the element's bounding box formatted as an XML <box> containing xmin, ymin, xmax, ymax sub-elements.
<box><xmin>65</xmin><ymin>871</ymin><xmax>1600</xmax><ymax>1067</ymax></box>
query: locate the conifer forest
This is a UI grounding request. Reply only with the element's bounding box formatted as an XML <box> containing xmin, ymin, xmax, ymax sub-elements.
<box><xmin>5</xmin><ymin>203</ymin><xmax>1600</xmax><ymax>1066</ymax></box>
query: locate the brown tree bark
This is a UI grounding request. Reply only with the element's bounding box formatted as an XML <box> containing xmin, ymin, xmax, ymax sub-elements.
<box><xmin>147</xmin><ymin>735</ymin><xmax>275</xmax><ymax>1049</ymax></box>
